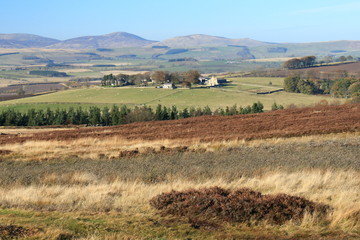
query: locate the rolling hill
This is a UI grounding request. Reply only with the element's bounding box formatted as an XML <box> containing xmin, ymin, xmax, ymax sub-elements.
<box><xmin>0</xmin><ymin>33</ymin><xmax>60</xmax><ymax>48</ymax></box>
<box><xmin>1</xmin><ymin>32</ymin><xmax>360</xmax><ymax>63</ymax></box>
<box><xmin>47</xmin><ymin>32</ymin><xmax>157</xmax><ymax>49</ymax></box>
<box><xmin>150</xmin><ymin>34</ymin><xmax>273</xmax><ymax>48</ymax></box>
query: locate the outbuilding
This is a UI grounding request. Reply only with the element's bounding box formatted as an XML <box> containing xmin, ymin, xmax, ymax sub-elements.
<box><xmin>162</xmin><ymin>83</ymin><xmax>176</xmax><ymax>89</ymax></box>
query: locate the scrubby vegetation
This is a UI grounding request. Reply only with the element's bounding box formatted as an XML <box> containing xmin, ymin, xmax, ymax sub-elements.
<box><xmin>0</xmin><ymin>225</ymin><xmax>36</xmax><ymax>239</ymax></box>
<box><xmin>0</xmin><ymin>134</ymin><xmax>359</xmax><ymax>238</ymax></box>
<box><xmin>150</xmin><ymin>187</ymin><xmax>331</xmax><ymax>225</ymax></box>
<box><xmin>0</xmin><ymin>103</ymin><xmax>359</xmax><ymax>238</ymax></box>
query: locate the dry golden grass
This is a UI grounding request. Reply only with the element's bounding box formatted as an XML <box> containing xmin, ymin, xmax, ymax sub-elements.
<box><xmin>0</xmin><ymin>127</ymin><xmax>75</xmax><ymax>135</ymax></box>
<box><xmin>62</xmin><ymin>69</ymin><xmax>94</xmax><ymax>73</ymax></box>
<box><xmin>0</xmin><ymin>170</ymin><xmax>359</xmax><ymax>231</ymax></box>
<box><xmin>1</xmin><ymin>131</ymin><xmax>359</xmax><ymax>161</ymax></box>
<box><xmin>0</xmin><ymin>79</ymin><xmax>28</xmax><ymax>87</ymax></box>
<box><xmin>0</xmin><ymin>128</ymin><xmax>359</xmax><ymax>238</ymax></box>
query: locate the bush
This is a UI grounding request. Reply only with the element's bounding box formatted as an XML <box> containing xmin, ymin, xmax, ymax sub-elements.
<box><xmin>150</xmin><ymin>187</ymin><xmax>331</xmax><ymax>225</ymax></box>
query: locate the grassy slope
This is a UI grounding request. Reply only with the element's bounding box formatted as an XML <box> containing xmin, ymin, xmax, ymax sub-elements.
<box><xmin>0</xmin><ymin>77</ymin><xmax>340</xmax><ymax>111</ymax></box>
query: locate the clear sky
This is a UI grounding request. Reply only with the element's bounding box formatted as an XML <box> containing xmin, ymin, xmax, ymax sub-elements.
<box><xmin>1</xmin><ymin>0</ymin><xmax>360</xmax><ymax>43</ymax></box>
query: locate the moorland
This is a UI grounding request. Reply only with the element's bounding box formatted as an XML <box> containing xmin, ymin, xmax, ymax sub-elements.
<box><xmin>0</xmin><ymin>32</ymin><xmax>360</xmax><ymax>239</ymax></box>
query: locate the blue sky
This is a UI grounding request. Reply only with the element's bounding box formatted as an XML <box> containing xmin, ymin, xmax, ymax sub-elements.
<box><xmin>1</xmin><ymin>0</ymin><xmax>360</xmax><ymax>42</ymax></box>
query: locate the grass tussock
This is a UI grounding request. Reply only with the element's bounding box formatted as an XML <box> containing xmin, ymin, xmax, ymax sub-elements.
<box><xmin>150</xmin><ymin>187</ymin><xmax>331</xmax><ymax>225</ymax></box>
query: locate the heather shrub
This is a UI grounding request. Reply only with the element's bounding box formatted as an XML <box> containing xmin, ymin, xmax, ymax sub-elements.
<box><xmin>0</xmin><ymin>225</ymin><xmax>36</xmax><ymax>239</ymax></box>
<box><xmin>150</xmin><ymin>187</ymin><xmax>331</xmax><ymax>225</ymax></box>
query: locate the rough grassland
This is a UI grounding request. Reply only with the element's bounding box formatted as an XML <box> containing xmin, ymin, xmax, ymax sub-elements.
<box><xmin>0</xmin><ymin>104</ymin><xmax>359</xmax><ymax>239</ymax></box>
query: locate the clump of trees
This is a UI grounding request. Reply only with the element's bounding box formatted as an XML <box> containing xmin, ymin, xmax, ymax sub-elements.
<box><xmin>101</xmin><ymin>73</ymin><xmax>152</xmax><ymax>87</ymax></box>
<box><xmin>320</xmin><ymin>55</ymin><xmax>356</xmax><ymax>64</ymax></box>
<box><xmin>284</xmin><ymin>75</ymin><xmax>360</xmax><ymax>97</ymax></box>
<box><xmin>284</xmin><ymin>56</ymin><xmax>316</xmax><ymax>69</ymax></box>
<box><xmin>284</xmin><ymin>76</ymin><xmax>318</xmax><ymax>94</ymax></box>
<box><xmin>149</xmin><ymin>70</ymin><xmax>201</xmax><ymax>85</ymax></box>
<box><xmin>331</xmin><ymin>78</ymin><xmax>360</xmax><ymax>98</ymax></box>
<box><xmin>284</xmin><ymin>55</ymin><xmax>358</xmax><ymax>70</ymax></box>
<box><xmin>0</xmin><ymin>102</ymin><xmax>264</xmax><ymax>127</ymax></box>
<box><xmin>101</xmin><ymin>70</ymin><xmax>202</xmax><ymax>87</ymax></box>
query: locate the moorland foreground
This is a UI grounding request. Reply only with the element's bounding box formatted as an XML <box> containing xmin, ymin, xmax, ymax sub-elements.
<box><xmin>0</xmin><ymin>103</ymin><xmax>359</xmax><ymax>239</ymax></box>
<box><xmin>1</xmin><ymin>32</ymin><xmax>360</xmax><ymax>239</ymax></box>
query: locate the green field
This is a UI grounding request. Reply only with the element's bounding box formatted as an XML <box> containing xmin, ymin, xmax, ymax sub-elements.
<box><xmin>0</xmin><ymin>77</ymin><xmax>342</xmax><ymax>111</ymax></box>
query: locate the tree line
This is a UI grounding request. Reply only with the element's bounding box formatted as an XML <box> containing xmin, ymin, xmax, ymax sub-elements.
<box><xmin>101</xmin><ymin>70</ymin><xmax>201</xmax><ymax>87</ymax></box>
<box><xmin>284</xmin><ymin>75</ymin><xmax>360</xmax><ymax>98</ymax></box>
<box><xmin>0</xmin><ymin>102</ymin><xmax>264</xmax><ymax>127</ymax></box>
<box><xmin>284</xmin><ymin>56</ymin><xmax>317</xmax><ymax>69</ymax></box>
<box><xmin>284</xmin><ymin>55</ymin><xmax>357</xmax><ymax>70</ymax></box>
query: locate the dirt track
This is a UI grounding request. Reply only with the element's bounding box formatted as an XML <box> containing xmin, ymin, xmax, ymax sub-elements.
<box><xmin>0</xmin><ymin>104</ymin><xmax>359</xmax><ymax>144</ymax></box>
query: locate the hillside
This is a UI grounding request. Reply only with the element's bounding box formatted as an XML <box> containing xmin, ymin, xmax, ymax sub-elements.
<box><xmin>0</xmin><ymin>77</ymin><xmax>339</xmax><ymax>111</ymax></box>
<box><xmin>251</xmin><ymin>61</ymin><xmax>360</xmax><ymax>78</ymax></box>
<box><xmin>1</xmin><ymin>32</ymin><xmax>360</xmax><ymax>59</ymax></box>
<box><xmin>0</xmin><ymin>33</ymin><xmax>60</xmax><ymax>48</ymax></box>
<box><xmin>150</xmin><ymin>34</ymin><xmax>273</xmax><ymax>48</ymax></box>
<box><xmin>47</xmin><ymin>32</ymin><xmax>157</xmax><ymax>49</ymax></box>
<box><xmin>1</xmin><ymin>103</ymin><xmax>359</xmax><ymax>144</ymax></box>
<box><xmin>0</xmin><ymin>103</ymin><xmax>359</xmax><ymax>239</ymax></box>
<box><xmin>304</xmin><ymin>61</ymin><xmax>360</xmax><ymax>74</ymax></box>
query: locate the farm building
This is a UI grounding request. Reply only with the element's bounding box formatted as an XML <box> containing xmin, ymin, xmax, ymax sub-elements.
<box><xmin>207</xmin><ymin>76</ymin><xmax>219</xmax><ymax>87</ymax></box>
<box><xmin>199</xmin><ymin>77</ymin><xmax>210</xmax><ymax>84</ymax></box>
<box><xmin>217</xmin><ymin>78</ymin><xmax>227</xmax><ymax>84</ymax></box>
<box><xmin>162</xmin><ymin>83</ymin><xmax>176</xmax><ymax>89</ymax></box>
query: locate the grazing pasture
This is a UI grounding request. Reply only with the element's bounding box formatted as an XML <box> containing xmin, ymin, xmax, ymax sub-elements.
<box><xmin>0</xmin><ymin>77</ymin><xmax>342</xmax><ymax>112</ymax></box>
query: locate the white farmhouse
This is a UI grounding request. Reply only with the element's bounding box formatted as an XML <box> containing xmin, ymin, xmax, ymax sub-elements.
<box><xmin>163</xmin><ymin>83</ymin><xmax>176</xmax><ymax>89</ymax></box>
<box><xmin>207</xmin><ymin>76</ymin><xmax>219</xmax><ymax>87</ymax></box>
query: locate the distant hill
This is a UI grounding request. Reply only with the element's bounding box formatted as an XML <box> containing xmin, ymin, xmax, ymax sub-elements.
<box><xmin>48</xmin><ymin>32</ymin><xmax>157</xmax><ymax>49</ymax></box>
<box><xmin>274</xmin><ymin>40</ymin><xmax>360</xmax><ymax>56</ymax></box>
<box><xmin>150</xmin><ymin>34</ymin><xmax>273</xmax><ymax>48</ymax></box>
<box><xmin>1</xmin><ymin>32</ymin><xmax>360</xmax><ymax>59</ymax></box>
<box><xmin>0</xmin><ymin>33</ymin><xmax>60</xmax><ymax>48</ymax></box>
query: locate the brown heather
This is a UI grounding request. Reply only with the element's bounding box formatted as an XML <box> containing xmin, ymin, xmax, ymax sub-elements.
<box><xmin>0</xmin><ymin>104</ymin><xmax>359</xmax><ymax>239</ymax></box>
<box><xmin>150</xmin><ymin>187</ymin><xmax>331</xmax><ymax>225</ymax></box>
